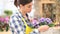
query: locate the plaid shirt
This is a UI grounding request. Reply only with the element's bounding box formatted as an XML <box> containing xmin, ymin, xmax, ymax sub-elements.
<box><xmin>9</xmin><ymin>12</ymin><xmax>40</xmax><ymax>34</ymax></box>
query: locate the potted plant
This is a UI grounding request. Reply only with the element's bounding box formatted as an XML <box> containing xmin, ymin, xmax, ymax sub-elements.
<box><xmin>0</xmin><ymin>10</ymin><xmax>13</xmax><ymax>32</ymax></box>
<box><xmin>0</xmin><ymin>16</ymin><xmax>9</xmax><ymax>32</ymax></box>
<box><xmin>30</xmin><ymin>17</ymin><xmax>55</xmax><ymax>29</ymax></box>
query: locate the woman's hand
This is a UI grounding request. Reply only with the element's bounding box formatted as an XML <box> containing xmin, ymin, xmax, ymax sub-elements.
<box><xmin>29</xmin><ymin>18</ymin><xmax>33</xmax><ymax>22</ymax></box>
<box><xmin>38</xmin><ymin>25</ymin><xmax>49</xmax><ymax>32</ymax></box>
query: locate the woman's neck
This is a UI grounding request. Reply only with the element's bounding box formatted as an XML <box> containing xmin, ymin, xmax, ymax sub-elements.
<box><xmin>20</xmin><ymin>9</ymin><xmax>26</xmax><ymax>16</ymax></box>
<box><xmin>20</xmin><ymin>9</ymin><xmax>27</xmax><ymax>19</ymax></box>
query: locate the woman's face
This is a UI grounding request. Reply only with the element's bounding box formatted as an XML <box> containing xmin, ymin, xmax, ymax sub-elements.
<box><xmin>20</xmin><ymin>2</ymin><xmax>33</xmax><ymax>13</ymax></box>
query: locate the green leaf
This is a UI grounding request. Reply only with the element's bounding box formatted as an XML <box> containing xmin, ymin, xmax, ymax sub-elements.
<box><xmin>0</xmin><ymin>28</ymin><xmax>4</xmax><ymax>32</ymax></box>
<box><xmin>4</xmin><ymin>10</ymin><xmax>13</xmax><ymax>16</ymax></box>
<box><xmin>6</xmin><ymin>25</ymin><xmax>9</xmax><ymax>32</ymax></box>
<box><xmin>39</xmin><ymin>22</ymin><xmax>46</xmax><ymax>26</ymax></box>
<box><xmin>48</xmin><ymin>23</ymin><xmax>55</xmax><ymax>27</ymax></box>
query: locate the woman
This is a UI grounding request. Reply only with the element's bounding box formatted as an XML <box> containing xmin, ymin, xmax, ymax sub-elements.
<box><xmin>9</xmin><ymin>0</ymin><xmax>49</xmax><ymax>34</ymax></box>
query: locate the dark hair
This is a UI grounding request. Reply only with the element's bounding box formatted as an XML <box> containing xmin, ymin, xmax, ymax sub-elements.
<box><xmin>14</xmin><ymin>0</ymin><xmax>18</xmax><ymax>7</ymax></box>
<box><xmin>18</xmin><ymin>0</ymin><xmax>32</xmax><ymax>6</ymax></box>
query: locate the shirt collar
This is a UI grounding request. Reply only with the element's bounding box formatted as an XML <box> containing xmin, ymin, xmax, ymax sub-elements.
<box><xmin>16</xmin><ymin>11</ymin><xmax>25</xmax><ymax>18</ymax></box>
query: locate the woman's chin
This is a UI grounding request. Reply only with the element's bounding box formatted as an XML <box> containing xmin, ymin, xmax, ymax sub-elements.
<box><xmin>28</xmin><ymin>11</ymin><xmax>31</xmax><ymax>13</ymax></box>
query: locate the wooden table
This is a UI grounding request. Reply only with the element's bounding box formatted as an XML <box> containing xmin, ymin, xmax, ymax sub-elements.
<box><xmin>0</xmin><ymin>31</ymin><xmax>11</xmax><ymax>34</ymax></box>
<box><xmin>0</xmin><ymin>27</ymin><xmax>60</xmax><ymax>34</ymax></box>
<box><xmin>40</xmin><ymin>26</ymin><xmax>60</xmax><ymax>34</ymax></box>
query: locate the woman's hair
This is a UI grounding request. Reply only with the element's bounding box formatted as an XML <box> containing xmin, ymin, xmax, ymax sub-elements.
<box><xmin>18</xmin><ymin>0</ymin><xmax>32</xmax><ymax>6</ymax></box>
<box><xmin>14</xmin><ymin>0</ymin><xmax>18</xmax><ymax>7</ymax></box>
<box><xmin>14</xmin><ymin>0</ymin><xmax>32</xmax><ymax>7</ymax></box>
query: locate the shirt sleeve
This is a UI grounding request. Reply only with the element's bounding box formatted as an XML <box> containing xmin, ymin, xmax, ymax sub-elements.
<box><xmin>9</xmin><ymin>15</ymin><xmax>25</xmax><ymax>34</ymax></box>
